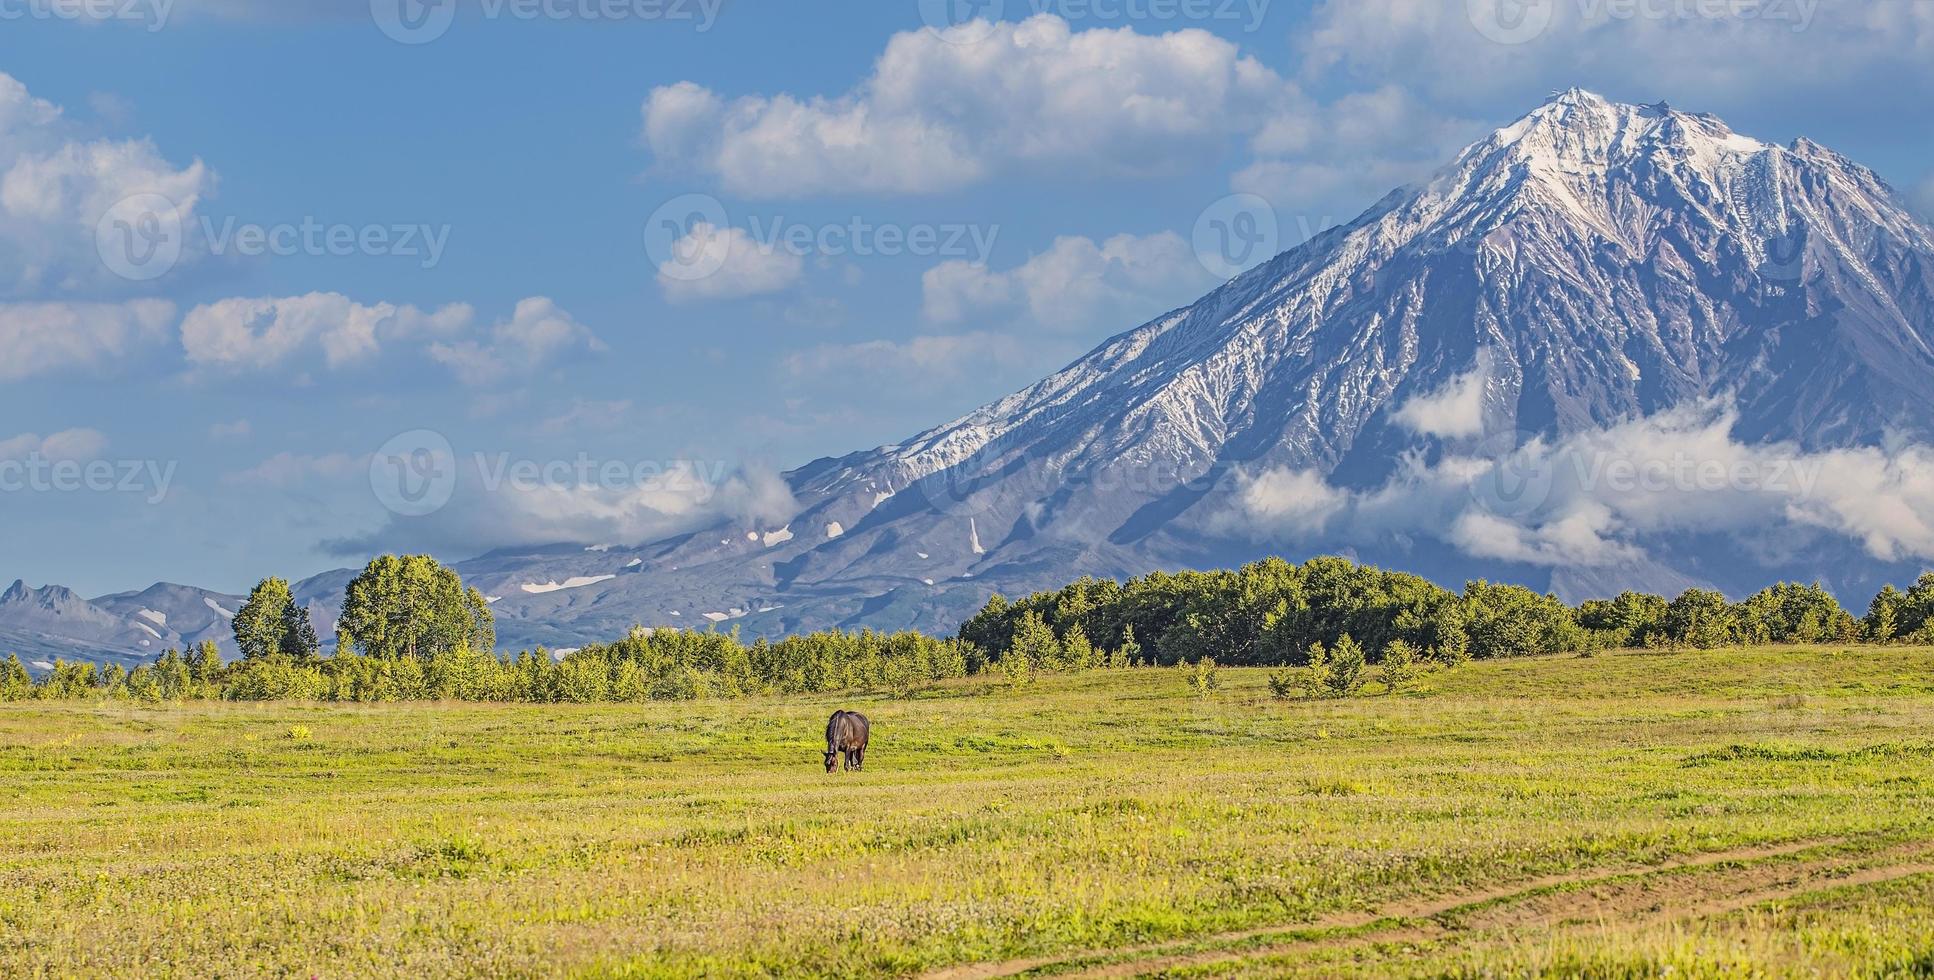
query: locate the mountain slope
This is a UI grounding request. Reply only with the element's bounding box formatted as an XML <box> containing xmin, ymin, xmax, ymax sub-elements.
<box><xmin>0</xmin><ymin>580</ymin><xmax>203</xmax><ymax>669</ymax></box>
<box><xmin>8</xmin><ymin>90</ymin><xmax>1934</xmax><ymax>663</ymax></box>
<box><xmin>454</xmin><ymin>90</ymin><xmax>1932</xmax><ymax>638</ymax></box>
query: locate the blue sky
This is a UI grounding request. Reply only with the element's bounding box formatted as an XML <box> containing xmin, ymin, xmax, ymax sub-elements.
<box><xmin>1</xmin><ymin>0</ymin><xmax>1930</xmax><ymax>596</ymax></box>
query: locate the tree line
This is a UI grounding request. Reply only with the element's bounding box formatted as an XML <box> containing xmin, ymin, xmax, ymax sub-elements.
<box><xmin>961</xmin><ymin>557</ymin><xmax>1934</xmax><ymax>671</ymax></box>
<box><xmin>4</xmin><ymin>554</ymin><xmax>1932</xmax><ymax>704</ymax></box>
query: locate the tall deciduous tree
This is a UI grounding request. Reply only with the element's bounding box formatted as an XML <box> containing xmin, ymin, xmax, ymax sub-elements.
<box><xmin>233</xmin><ymin>578</ymin><xmax>295</xmax><ymax>661</ymax></box>
<box><xmin>280</xmin><ymin>602</ymin><xmax>321</xmax><ymax>663</ymax></box>
<box><xmin>336</xmin><ymin>555</ymin><xmax>495</xmax><ymax>660</ymax></box>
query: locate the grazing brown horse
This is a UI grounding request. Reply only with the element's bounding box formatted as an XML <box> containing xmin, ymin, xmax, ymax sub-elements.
<box><xmin>824</xmin><ymin>710</ymin><xmax>869</xmax><ymax>772</ymax></box>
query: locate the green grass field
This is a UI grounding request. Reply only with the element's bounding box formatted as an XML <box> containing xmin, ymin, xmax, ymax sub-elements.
<box><xmin>4</xmin><ymin>646</ymin><xmax>1934</xmax><ymax>978</ymax></box>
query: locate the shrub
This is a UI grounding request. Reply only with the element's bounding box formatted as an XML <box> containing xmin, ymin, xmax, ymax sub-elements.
<box><xmin>1301</xmin><ymin>641</ymin><xmax>1333</xmax><ymax>698</ymax></box>
<box><xmin>997</xmin><ymin>648</ymin><xmax>1033</xmax><ymax>687</ymax></box>
<box><xmin>1326</xmin><ymin>634</ymin><xmax>1366</xmax><ymax>698</ymax></box>
<box><xmin>1266</xmin><ymin>667</ymin><xmax>1299</xmax><ymax>700</ymax></box>
<box><xmin>1379</xmin><ymin>639</ymin><xmax>1418</xmax><ymax>692</ymax></box>
<box><xmin>1182</xmin><ymin>657</ymin><xmax>1219</xmax><ymax>697</ymax></box>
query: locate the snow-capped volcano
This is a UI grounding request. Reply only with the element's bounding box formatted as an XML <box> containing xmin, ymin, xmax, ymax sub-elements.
<box><xmin>821</xmin><ymin>89</ymin><xmax>1933</xmax><ymax>501</ymax></box>
<box><xmin>9</xmin><ymin>91</ymin><xmax>1934</xmax><ymax>662</ymax></box>
<box><xmin>433</xmin><ymin>90</ymin><xmax>1934</xmax><ymax>642</ymax></box>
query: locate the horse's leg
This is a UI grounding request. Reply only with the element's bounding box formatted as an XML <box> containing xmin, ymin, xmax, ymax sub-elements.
<box><xmin>854</xmin><ymin>746</ymin><xmax>864</xmax><ymax>770</ymax></box>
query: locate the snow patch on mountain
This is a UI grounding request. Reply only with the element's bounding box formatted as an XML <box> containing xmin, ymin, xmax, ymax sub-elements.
<box><xmin>521</xmin><ymin>576</ymin><xmax>616</xmax><ymax>595</ymax></box>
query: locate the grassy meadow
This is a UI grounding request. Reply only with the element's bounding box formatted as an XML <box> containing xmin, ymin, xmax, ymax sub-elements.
<box><xmin>4</xmin><ymin>646</ymin><xmax>1934</xmax><ymax>977</ymax></box>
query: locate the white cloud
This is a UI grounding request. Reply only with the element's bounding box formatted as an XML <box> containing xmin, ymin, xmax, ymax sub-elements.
<box><xmin>1230</xmin><ymin>468</ymin><xmax>1349</xmax><ymax>535</ymax></box>
<box><xmin>0</xmin><ymin>428</ymin><xmax>108</xmax><ymax>462</ymax></box>
<box><xmin>0</xmin><ymin>72</ymin><xmax>211</xmax><ymax>295</ymax></box>
<box><xmin>1392</xmin><ymin>353</ymin><xmax>1492</xmax><ymax>439</ymax></box>
<box><xmin>1231</xmin><ymin>401</ymin><xmax>1934</xmax><ymax>568</ymax></box>
<box><xmin>656</xmin><ymin>222</ymin><xmax>804</xmax><ymax>303</ymax></box>
<box><xmin>642</xmin><ymin>15</ymin><xmax>1287</xmax><ymax>197</ymax></box>
<box><xmin>1914</xmin><ymin>172</ymin><xmax>1934</xmax><ymax>222</ymax></box>
<box><xmin>923</xmin><ymin>232</ymin><xmax>1214</xmax><ymax>331</ymax></box>
<box><xmin>0</xmin><ymin>299</ymin><xmax>174</xmax><ymax>381</ymax></box>
<box><xmin>179</xmin><ymin>292</ymin><xmax>469</xmax><ymax>373</ymax></box>
<box><xmin>179</xmin><ymin>293</ymin><xmax>600</xmax><ymax>384</ymax></box>
<box><xmin>327</xmin><ymin>462</ymin><xmax>800</xmax><ymax>557</ymax></box>
<box><xmin>426</xmin><ymin>297</ymin><xmax>605</xmax><ymax>385</ymax></box>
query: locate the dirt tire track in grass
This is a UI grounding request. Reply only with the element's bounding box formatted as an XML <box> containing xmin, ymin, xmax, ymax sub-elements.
<box><xmin>917</xmin><ymin>836</ymin><xmax>1864</xmax><ymax>980</ymax></box>
<box><xmin>1062</xmin><ymin>838</ymin><xmax>1934</xmax><ymax>978</ymax></box>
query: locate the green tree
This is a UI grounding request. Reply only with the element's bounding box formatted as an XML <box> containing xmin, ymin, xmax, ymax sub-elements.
<box><xmin>1006</xmin><ymin>611</ymin><xmax>1062</xmax><ymax>671</ymax></box>
<box><xmin>280</xmin><ymin>602</ymin><xmax>321</xmax><ymax>662</ymax></box>
<box><xmin>190</xmin><ymin>641</ymin><xmax>225</xmax><ymax>691</ymax></box>
<box><xmin>1664</xmin><ymin>589</ymin><xmax>1738</xmax><ymax>649</ymax></box>
<box><xmin>0</xmin><ymin>654</ymin><xmax>29</xmax><ymax>701</ymax></box>
<box><xmin>1266</xmin><ymin>666</ymin><xmax>1299</xmax><ymax>700</ymax></box>
<box><xmin>1182</xmin><ymin>657</ymin><xmax>1218</xmax><ymax>696</ymax></box>
<box><xmin>1301</xmin><ymin>640</ymin><xmax>1332</xmax><ymax>697</ymax></box>
<box><xmin>1461</xmin><ymin>581</ymin><xmax>1579</xmax><ymax>658</ymax></box>
<box><xmin>1379</xmin><ymin>639</ymin><xmax>1418</xmax><ymax>692</ymax></box>
<box><xmin>1059</xmin><ymin>624</ymin><xmax>1093</xmax><ymax>670</ymax></box>
<box><xmin>337</xmin><ymin>555</ymin><xmax>495</xmax><ymax>660</ymax></box>
<box><xmin>1867</xmin><ymin>585</ymin><xmax>1901</xmax><ymax>643</ymax></box>
<box><xmin>1326</xmin><ymin>634</ymin><xmax>1366</xmax><ymax>697</ymax></box>
<box><xmin>1735</xmin><ymin>582</ymin><xmax>1846</xmax><ymax>644</ymax></box>
<box><xmin>233</xmin><ymin>578</ymin><xmax>295</xmax><ymax>661</ymax></box>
